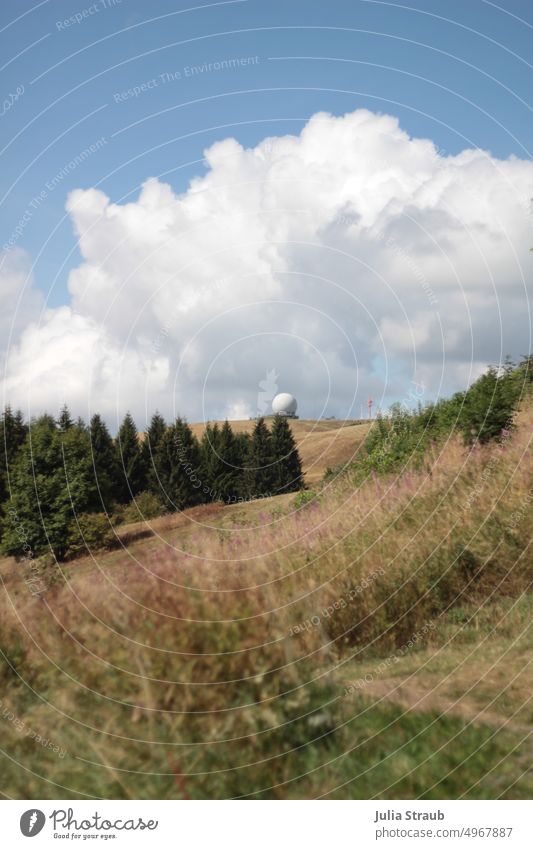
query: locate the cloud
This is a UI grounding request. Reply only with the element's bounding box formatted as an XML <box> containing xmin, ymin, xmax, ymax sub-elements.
<box><xmin>0</xmin><ymin>248</ymin><xmax>44</xmax><ymax>363</ymax></box>
<box><xmin>2</xmin><ymin>109</ymin><xmax>532</xmax><ymax>424</ymax></box>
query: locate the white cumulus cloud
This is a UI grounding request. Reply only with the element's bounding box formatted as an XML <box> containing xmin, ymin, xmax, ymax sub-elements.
<box><xmin>1</xmin><ymin>109</ymin><xmax>532</xmax><ymax>425</ymax></box>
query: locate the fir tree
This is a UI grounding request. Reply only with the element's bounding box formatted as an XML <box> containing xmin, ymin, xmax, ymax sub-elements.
<box><xmin>155</xmin><ymin>418</ymin><xmax>204</xmax><ymax>510</ymax></box>
<box><xmin>2</xmin><ymin>417</ymin><xmax>99</xmax><ymax>560</ymax></box>
<box><xmin>58</xmin><ymin>404</ymin><xmax>74</xmax><ymax>431</ymax></box>
<box><xmin>460</xmin><ymin>363</ymin><xmax>520</xmax><ymax>444</ymax></box>
<box><xmin>217</xmin><ymin>420</ymin><xmax>247</xmax><ymax>501</ymax></box>
<box><xmin>245</xmin><ymin>417</ymin><xmax>276</xmax><ymax>498</ymax></box>
<box><xmin>200</xmin><ymin>422</ymin><xmax>223</xmax><ymax>499</ymax></box>
<box><xmin>142</xmin><ymin>412</ymin><xmax>167</xmax><ymax>495</ymax></box>
<box><xmin>115</xmin><ymin>413</ymin><xmax>146</xmax><ymax>502</ymax></box>
<box><xmin>89</xmin><ymin>413</ymin><xmax>120</xmax><ymax>511</ymax></box>
<box><xmin>270</xmin><ymin>415</ymin><xmax>304</xmax><ymax>493</ymax></box>
<box><xmin>199</xmin><ymin>421</ymin><xmax>245</xmax><ymax>502</ymax></box>
<box><xmin>0</xmin><ymin>407</ymin><xmax>27</xmax><ymax>508</ymax></box>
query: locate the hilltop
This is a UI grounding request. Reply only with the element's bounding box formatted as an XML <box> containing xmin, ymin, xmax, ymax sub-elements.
<box><xmin>188</xmin><ymin>418</ymin><xmax>370</xmax><ymax>484</ymax></box>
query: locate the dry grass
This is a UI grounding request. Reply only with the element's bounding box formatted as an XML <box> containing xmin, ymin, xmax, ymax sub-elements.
<box><xmin>0</xmin><ymin>406</ymin><xmax>531</xmax><ymax>798</ymax></box>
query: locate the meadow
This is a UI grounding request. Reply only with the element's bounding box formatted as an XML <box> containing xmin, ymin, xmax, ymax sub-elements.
<box><xmin>0</xmin><ymin>391</ymin><xmax>531</xmax><ymax>799</ymax></box>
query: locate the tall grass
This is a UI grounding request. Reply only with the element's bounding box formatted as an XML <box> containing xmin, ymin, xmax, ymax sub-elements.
<box><xmin>0</xmin><ymin>402</ymin><xmax>531</xmax><ymax>798</ymax></box>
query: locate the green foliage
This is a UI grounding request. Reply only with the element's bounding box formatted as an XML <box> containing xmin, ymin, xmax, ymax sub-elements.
<box><xmin>345</xmin><ymin>359</ymin><xmax>529</xmax><ymax>483</ymax></box>
<box><xmin>89</xmin><ymin>413</ymin><xmax>120</xmax><ymax>511</ymax></box>
<box><xmin>459</xmin><ymin>362</ymin><xmax>520</xmax><ymax>444</ymax></box>
<box><xmin>358</xmin><ymin>405</ymin><xmax>429</xmax><ymax>479</ymax></box>
<box><xmin>115</xmin><ymin>413</ymin><xmax>146</xmax><ymax>502</ymax></box>
<box><xmin>0</xmin><ymin>406</ymin><xmax>27</xmax><ymax>505</ymax></box>
<box><xmin>142</xmin><ymin>412</ymin><xmax>167</xmax><ymax>495</ymax></box>
<box><xmin>293</xmin><ymin>489</ymin><xmax>317</xmax><ymax>508</ymax></box>
<box><xmin>155</xmin><ymin>418</ymin><xmax>204</xmax><ymax>510</ymax></box>
<box><xmin>199</xmin><ymin>420</ymin><xmax>249</xmax><ymax>502</ymax></box>
<box><xmin>57</xmin><ymin>404</ymin><xmax>74</xmax><ymax>431</ymax></box>
<box><xmin>245</xmin><ymin>417</ymin><xmax>276</xmax><ymax>497</ymax></box>
<box><xmin>67</xmin><ymin>512</ymin><xmax>117</xmax><ymax>556</ymax></box>
<box><xmin>270</xmin><ymin>415</ymin><xmax>304</xmax><ymax>493</ymax></box>
<box><xmin>122</xmin><ymin>491</ymin><xmax>167</xmax><ymax>523</ymax></box>
<box><xmin>2</xmin><ymin>418</ymin><xmax>100</xmax><ymax>560</ymax></box>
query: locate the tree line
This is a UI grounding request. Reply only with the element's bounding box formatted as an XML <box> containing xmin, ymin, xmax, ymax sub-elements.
<box><xmin>0</xmin><ymin>409</ymin><xmax>303</xmax><ymax>560</ymax></box>
<box><xmin>351</xmin><ymin>355</ymin><xmax>533</xmax><ymax>480</ymax></box>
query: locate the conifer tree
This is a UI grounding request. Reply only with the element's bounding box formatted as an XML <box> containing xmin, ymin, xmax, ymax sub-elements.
<box><xmin>58</xmin><ymin>404</ymin><xmax>74</xmax><ymax>431</ymax></box>
<box><xmin>245</xmin><ymin>417</ymin><xmax>276</xmax><ymax>498</ymax></box>
<box><xmin>155</xmin><ymin>418</ymin><xmax>203</xmax><ymax>510</ymax></box>
<box><xmin>220</xmin><ymin>421</ymin><xmax>251</xmax><ymax>501</ymax></box>
<box><xmin>142</xmin><ymin>412</ymin><xmax>167</xmax><ymax>495</ymax></box>
<box><xmin>0</xmin><ymin>407</ymin><xmax>28</xmax><ymax>508</ymax></box>
<box><xmin>200</xmin><ymin>422</ymin><xmax>223</xmax><ymax>499</ymax></box>
<box><xmin>199</xmin><ymin>421</ymin><xmax>246</xmax><ymax>502</ymax></box>
<box><xmin>2</xmin><ymin>416</ymin><xmax>99</xmax><ymax>559</ymax></box>
<box><xmin>89</xmin><ymin>413</ymin><xmax>120</xmax><ymax>511</ymax></box>
<box><xmin>270</xmin><ymin>415</ymin><xmax>304</xmax><ymax>493</ymax></box>
<box><xmin>460</xmin><ymin>363</ymin><xmax>520</xmax><ymax>444</ymax></box>
<box><xmin>115</xmin><ymin>413</ymin><xmax>146</xmax><ymax>502</ymax></box>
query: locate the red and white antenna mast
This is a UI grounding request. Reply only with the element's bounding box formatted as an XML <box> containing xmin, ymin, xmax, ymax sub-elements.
<box><xmin>368</xmin><ymin>396</ymin><xmax>373</xmax><ymax>419</ymax></box>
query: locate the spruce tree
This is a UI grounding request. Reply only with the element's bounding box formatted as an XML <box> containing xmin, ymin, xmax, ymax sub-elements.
<box><xmin>218</xmin><ymin>420</ymin><xmax>244</xmax><ymax>501</ymax></box>
<box><xmin>200</xmin><ymin>422</ymin><xmax>223</xmax><ymax>500</ymax></box>
<box><xmin>2</xmin><ymin>416</ymin><xmax>99</xmax><ymax>560</ymax></box>
<box><xmin>270</xmin><ymin>415</ymin><xmax>304</xmax><ymax>493</ymax></box>
<box><xmin>0</xmin><ymin>407</ymin><xmax>27</xmax><ymax>502</ymax></box>
<box><xmin>155</xmin><ymin>418</ymin><xmax>204</xmax><ymax>510</ymax></box>
<box><xmin>58</xmin><ymin>404</ymin><xmax>74</xmax><ymax>431</ymax></box>
<box><xmin>199</xmin><ymin>421</ymin><xmax>246</xmax><ymax>502</ymax></box>
<box><xmin>0</xmin><ymin>406</ymin><xmax>28</xmax><ymax>539</ymax></box>
<box><xmin>245</xmin><ymin>417</ymin><xmax>276</xmax><ymax>498</ymax></box>
<box><xmin>89</xmin><ymin>413</ymin><xmax>120</xmax><ymax>511</ymax></box>
<box><xmin>115</xmin><ymin>413</ymin><xmax>146</xmax><ymax>502</ymax></box>
<box><xmin>142</xmin><ymin>412</ymin><xmax>167</xmax><ymax>495</ymax></box>
<box><xmin>12</xmin><ymin>409</ymin><xmax>28</xmax><ymax>449</ymax></box>
<box><xmin>460</xmin><ymin>364</ymin><xmax>519</xmax><ymax>444</ymax></box>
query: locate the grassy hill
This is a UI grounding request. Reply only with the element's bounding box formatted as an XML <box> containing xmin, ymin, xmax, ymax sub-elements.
<box><xmin>0</xmin><ymin>404</ymin><xmax>531</xmax><ymax>800</ymax></box>
<box><xmin>188</xmin><ymin>417</ymin><xmax>370</xmax><ymax>484</ymax></box>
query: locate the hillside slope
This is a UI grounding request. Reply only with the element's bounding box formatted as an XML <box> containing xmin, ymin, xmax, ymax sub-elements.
<box><xmin>0</xmin><ymin>406</ymin><xmax>531</xmax><ymax>800</ymax></box>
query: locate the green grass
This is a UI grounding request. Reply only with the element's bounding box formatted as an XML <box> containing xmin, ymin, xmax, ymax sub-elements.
<box><xmin>0</xmin><ymin>675</ymin><xmax>529</xmax><ymax>800</ymax></box>
<box><xmin>0</xmin><ymin>404</ymin><xmax>532</xmax><ymax>799</ymax></box>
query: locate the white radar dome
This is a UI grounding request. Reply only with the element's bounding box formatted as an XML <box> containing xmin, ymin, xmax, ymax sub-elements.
<box><xmin>272</xmin><ymin>393</ymin><xmax>297</xmax><ymax>416</ymax></box>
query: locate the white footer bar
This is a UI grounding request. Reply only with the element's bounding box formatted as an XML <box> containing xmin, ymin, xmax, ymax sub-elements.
<box><xmin>3</xmin><ymin>799</ymin><xmax>530</xmax><ymax>847</ymax></box>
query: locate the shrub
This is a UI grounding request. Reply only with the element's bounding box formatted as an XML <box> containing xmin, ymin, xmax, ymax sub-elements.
<box><xmin>67</xmin><ymin>513</ymin><xmax>116</xmax><ymax>557</ymax></box>
<box><xmin>293</xmin><ymin>489</ymin><xmax>318</xmax><ymax>508</ymax></box>
<box><xmin>121</xmin><ymin>491</ymin><xmax>167</xmax><ymax>524</ymax></box>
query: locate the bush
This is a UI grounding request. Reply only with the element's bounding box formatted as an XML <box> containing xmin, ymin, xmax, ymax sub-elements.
<box><xmin>67</xmin><ymin>513</ymin><xmax>116</xmax><ymax>557</ymax></box>
<box><xmin>293</xmin><ymin>489</ymin><xmax>318</xmax><ymax>508</ymax></box>
<box><xmin>121</xmin><ymin>491</ymin><xmax>167</xmax><ymax>524</ymax></box>
<box><xmin>458</xmin><ymin>364</ymin><xmax>519</xmax><ymax>444</ymax></box>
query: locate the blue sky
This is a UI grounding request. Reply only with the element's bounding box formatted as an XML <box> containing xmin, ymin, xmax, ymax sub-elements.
<box><xmin>1</xmin><ymin>0</ymin><xmax>532</xmax><ymax>423</ymax></box>
<box><xmin>2</xmin><ymin>0</ymin><xmax>532</xmax><ymax>308</ymax></box>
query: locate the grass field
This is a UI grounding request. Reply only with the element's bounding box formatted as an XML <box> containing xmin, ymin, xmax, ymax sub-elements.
<box><xmin>0</xmin><ymin>408</ymin><xmax>531</xmax><ymax>799</ymax></box>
